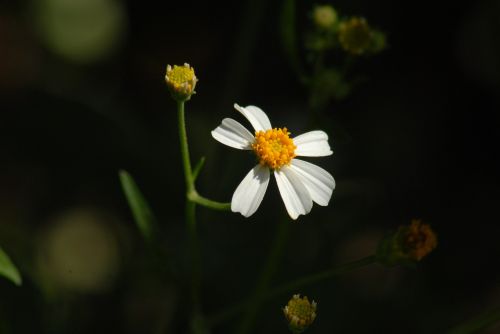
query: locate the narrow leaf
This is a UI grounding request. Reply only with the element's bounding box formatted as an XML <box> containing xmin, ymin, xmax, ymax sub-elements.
<box><xmin>0</xmin><ymin>246</ymin><xmax>22</xmax><ymax>286</ymax></box>
<box><xmin>192</xmin><ymin>156</ymin><xmax>206</xmax><ymax>182</ymax></box>
<box><xmin>119</xmin><ymin>170</ymin><xmax>158</xmax><ymax>243</ymax></box>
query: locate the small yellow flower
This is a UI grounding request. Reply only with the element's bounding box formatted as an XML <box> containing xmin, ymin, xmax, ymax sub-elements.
<box><xmin>377</xmin><ymin>219</ymin><xmax>438</xmax><ymax>266</ymax></box>
<box><xmin>283</xmin><ymin>294</ymin><xmax>317</xmax><ymax>333</ymax></box>
<box><xmin>312</xmin><ymin>5</ymin><xmax>338</xmax><ymax>31</ymax></box>
<box><xmin>165</xmin><ymin>63</ymin><xmax>198</xmax><ymax>101</ymax></box>
<box><xmin>338</xmin><ymin>17</ymin><xmax>373</xmax><ymax>55</ymax></box>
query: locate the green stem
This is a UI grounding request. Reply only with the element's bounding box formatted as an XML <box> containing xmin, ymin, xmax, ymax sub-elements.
<box><xmin>268</xmin><ymin>255</ymin><xmax>376</xmax><ymax>298</ymax></box>
<box><xmin>188</xmin><ymin>191</ymin><xmax>231</xmax><ymax>211</ymax></box>
<box><xmin>192</xmin><ymin>157</ymin><xmax>206</xmax><ymax>182</ymax></box>
<box><xmin>209</xmin><ymin>255</ymin><xmax>376</xmax><ymax>327</ymax></box>
<box><xmin>178</xmin><ymin>101</ymin><xmax>231</xmax><ymax>211</ymax></box>
<box><xmin>177</xmin><ymin>100</ymin><xmax>202</xmax><ymax>332</ymax></box>
<box><xmin>186</xmin><ymin>200</ymin><xmax>201</xmax><ymax>310</ymax></box>
<box><xmin>177</xmin><ymin>101</ymin><xmax>194</xmax><ymax>192</ymax></box>
<box><xmin>176</xmin><ymin>97</ymin><xmax>231</xmax><ymax>333</ymax></box>
<box><xmin>235</xmin><ymin>218</ymin><xmax>289</xmax><ymax>334</ymax></box>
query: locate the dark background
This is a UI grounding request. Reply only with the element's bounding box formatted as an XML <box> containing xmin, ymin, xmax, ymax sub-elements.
<box><xmin>1</xmin><ymin>0</ymin><xmax>499</xmax><ymax>333</ymax></box>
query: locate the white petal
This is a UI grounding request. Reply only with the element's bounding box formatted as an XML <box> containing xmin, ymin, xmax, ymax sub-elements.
<box><xmin>234</xmin><ymin>104</ymin><xmax>272</xmax><ymax>132</ymax></box>
<box><xmin>293</xmin><ymin>130</ymin><xmax>333</xmax><ymax>157</ymax></box>
<box><xmin>231</xmin><ymin>164</ymin><xmax>270</xmax><ymax>217</ymax></box>
<box><xmin>211</xmin><ymin>118</ymin><xmax>254</xmax><ymax>150</ymax></box>
<box><xmin>274</xmin><ymin>166</ymin><xmax>313</xmax><ymax>220</ymax></box>
<box><xmin>290</xmin><ymin>159</ymin><xmax>335</xmax><ymax>206</ymax></box>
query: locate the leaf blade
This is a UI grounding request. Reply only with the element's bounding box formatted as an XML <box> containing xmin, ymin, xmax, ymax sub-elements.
<box><xmin>0</xmin><ymin>246</ymin><xmax>22</xmax><ymax>286</ymax></box>
<box><xmin>119</xmin><ymin>170</ymin><xmax>158</xmax><ymax>243</ymax></box>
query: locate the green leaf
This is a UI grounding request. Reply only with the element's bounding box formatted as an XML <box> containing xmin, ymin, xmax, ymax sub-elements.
<box><xmin>0</xmin><ymin>246</ymin><xmax>22</xmax><ymax>286</ymax></box>
<box><xmin>119</xmin><ymin>170</ymin><xmax>158</xmax><ymax>244</ymax></box>
<box><xmin>192</xmin><ymin>156</ymin><xmax>206</xmax><ymax>182</ymax></box>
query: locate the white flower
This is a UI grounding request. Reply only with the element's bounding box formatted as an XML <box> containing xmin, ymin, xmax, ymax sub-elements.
<box><xmin>211</xmin><ymin>104</ymin><xmax>335</xmax><ymax>220</ymax></box>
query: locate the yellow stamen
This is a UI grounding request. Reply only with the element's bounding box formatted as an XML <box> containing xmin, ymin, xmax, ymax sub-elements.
<box><xmin>252</xmin><ymin>128</ymin><xmax>296</xmax><ymax>169</ymax></box>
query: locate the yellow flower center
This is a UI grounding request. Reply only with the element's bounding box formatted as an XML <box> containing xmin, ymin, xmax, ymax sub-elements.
<box><xmin>283</xmin><ymin>294</ymin><xmax>317</xmax><ymax>331</ymax></box>
<box><xmin>252</xmin><ymin>128</ymin><xmax>296</xmax><ymax>169</ymax></box>
<box><xmin>166</xmin><ymin>64</ymin><xmax>196</xmax><ymax>91</ymax></box>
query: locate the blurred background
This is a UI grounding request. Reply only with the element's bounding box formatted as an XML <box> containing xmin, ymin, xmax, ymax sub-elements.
<box><xmin>1</xmin><ymin>0</ymin><xmax>500</xmax><ymax>333</ymax></box>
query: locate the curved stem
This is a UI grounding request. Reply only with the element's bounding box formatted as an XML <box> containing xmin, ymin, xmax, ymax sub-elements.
<box><xmin>178</xmin><ymin>101</ymin><xmax>230</xmax><ymax>211</ymax></box>
<box><xmin>188</xmin><ymin>191</ymin><xmax>231</xmax><ymax>211</ymax></box>
<box><xmin>268</xmin><ymin>255</ymin><xmax>376</xmax><ymax>298</ymax></box>
<box><xmin>208</xmin><ymin>255</ymin><xmax>377</xmax><ymax>327</ymax></box>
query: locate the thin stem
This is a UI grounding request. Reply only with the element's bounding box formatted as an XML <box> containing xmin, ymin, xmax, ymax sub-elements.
<box><xmin>188</xmin><ymin>191</ymin><xmax>231</xmax><ymax>211</ymax></box>
<box><xmin>208</xmin><ymin>255</ymin><xmax>376</xmax><ymax>327</ymax></box>
<box><xmin>446</xmin><ymin>306</ymin><xmax>500</xmax><ymax>334</ymax></box>
<box><xmin>177</xmin><ymin>101</ymin><xmax>194</xmax><ymax>192</ymax></box>
<box><xmin>178</xmin><ymin>101</ymin><xmax>230</xmax><ymax>210</ymax></box>
<box><xmin>175</xmin><ymin>95</ymin><xmax>231</xmax><ymax>333</ymax></box>
<box><xmin>186</xmin><ymin>200</ymin><xmax>201</xmax><ymax>310</ymax></box>
<box><xmin>177</xmin><ymin>99</ymin><xmax>203</xmax><ymax>333</ymax></box>
<box><xmin>235</xmin><ymin>218</ymin><xmax>289</xmax><ymax>334</ymax></box>
<box><xmin>268</xmin><ymin>255</ymin><xmax>376</xmax><ymax>299</ymax></box>
<box><xmin>192</xmin><ymin>157</ymin><xmax>206</xmax><ymax>182</ymax></box>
